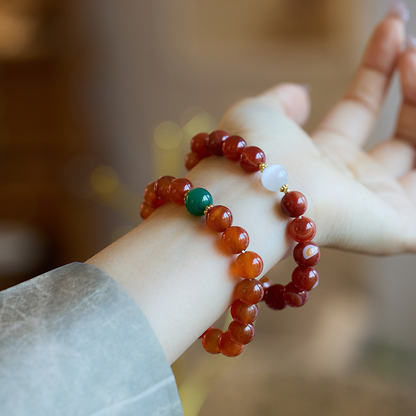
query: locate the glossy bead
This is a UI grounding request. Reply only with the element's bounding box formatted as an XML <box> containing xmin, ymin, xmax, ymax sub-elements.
<box><xmin>169</xmin><ymin>178</ymin><xmax>193</xmax><ymax>205</ymax></box>
<box><xmin>293</xmin><ymin>242</ymin><xmax>320</xmax><ymax>266</ymax></box>
<box><xmin>154</xmin><ymin>176</ymin><xmax>175</xmax><ymax>202</ymax></box>
<box><xmin>283</xmin><ymin>282</ymin><xmax>308</xmax><ymax>307</ymax></box>
<box><xmin>228</xmin><ymin>321</ymin><xmax>255</xmax><ymax>345</ymax></box>
<box><xmin>202</xmin><ymin>328</ymin><xmax>223</xmax><ymax>354</ymax></box>
<box><xmin>184</xmin><ymin>188</ymin><xmax>213</xmax><ymax>216</ymax></box>
<box><xmin>261</xmin><ymin>164</ymin><xmax>289</xmax><ymax>191</ymax></box>
<box><xmin>292</xmin><ymin>266</ymin><xmax>319</xmax><ymax>291</ymax></box>
<box><xmin>190</xmin><ymin>132</ymin><xmax>211</xmax><ymax>159</ymax></box>
<box><xmin>281</xmin><ymin>191</ymin><xmax>308</xmax><ymax>217</ymax></box>
<box><xmin>222</xmin><ymin>135</ymin><xmax>247</xmax><ymax>161</ymax></box>
<box><xmin>221</xmin><ymin>226</ymin><xmax>249</xmax><ymax>254</ymax></box>
<box><xmin>218</xmin><ymin>331</ymin><xmax>244</xmax><ymax>357</ymax></box>
<box><xmin>239</xmin><ymin>146</ymin><xmax>266</xmax><ymax>172</ymax></box>
<box><xmin>289</xmin><ymin>217</ymin><xmax>316</xmax><ymax>243</ymax></box>
<box><xmin>236</xmin><ymin>279</ymin><xmax>264</xmax><ymax>304</ymax></box>
<box><xmin>264</xmin><ymin>284</ymin><xmax>286</xmax><ymax>310</ymax></box>
<box><xmin>185</xmin><ymin>152</ymin><xmax>200</xmax><ymax>170</ymax></box>
<box><xmin>143</xmin><ymin>181</ymin><xmax>159</xmax><ymax>207</ymax></box>
<box><xmin>236</xmin><ymin>251</ymin><xmax>264</xmax><ymax>279</ymax></box>
<box><xmin>206</xmin><ymin>205</ymin><xmax>233</xmax><ymax>232</ymax></box>
<box><xmin>140</xmin><ymin>202</ymin><xmax>155</xmax><ymax>220</ymax></box>
<box><xmin>206</xmin><ymin>130</ymin><xmax>229</xmax><ymax>156</ymax></box>
<box><xmin>230</xmin><ymin>299</ymin><xmax>258</xmax><ymax>324</ymax></box>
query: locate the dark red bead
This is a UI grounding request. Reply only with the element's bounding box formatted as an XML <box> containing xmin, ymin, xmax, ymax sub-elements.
<box><xmin>218</xmin><ymin>331</ymin><xmax>244</xmax><ymax>357</ymax></box>
<box><xmin>185</xmin><ymin>152</ymin><xmax>200</xmax><ymax>170</ymax></box>
<box><xmin>283</xmin><ymin>282</ymin><xmax>308</xmax><ymax>307</ymax></box>
<box><xmin>206</xmin><ymin>205</ymin><xmax>233</xmax><ymax>232</ymax></box>
<box><xmin>264</xmin><ymin>284</ymin><xmax>286</xmax><ymax>310</ymax></box>
<box><xmin>292</xmin><ymin>266</ymin><xmax>319</xmax><ymax>291</ymax></box>
<box><xmin>140</xmin><ymin>202</ymin><xmax>155</xmax><ymax>220</ymax></box>
<box><xmin>281</xmin><ymin>191</ymin><xmax>308</xmax><ymax>217</ymax></box>
<box><xmin>206</xmin><ymin>130</ymin><xmax>229</xmax><ymax>156</ymax></box>
<box><xmin>169</xmin><ymin>178</ymin><xmax>193</xmax><ymax>205</ymax></box>
<box><xmin>230</xmin><ymin>299</ymin><xmax>258</xmax><ymax>324</ymax></box>
<box><xmin>154</xmin><ymin>176</ymin><xmax>175</xmax><ymax>202</ymax></box>
<box><xmin>239</xmin><ymin>146</ymin><xmax>266</xmax><ymax>172</ymax></box>
<box><xmin>289</xmin><ymin>217</ymin><xmax>316</xmax><ymax>243</ymax></box>
<box><xmin>236</xmin><ymin>279</ymin><xmax>264</xmax><ymax>304</ymax></box>
<box><xmin>222</xmin><ymin>135</ymin><xmax>247</xmax><ymax>161</ymax></box>
<box><xmin>228</xmin><ymin>321</ymin><xmax>255</xmax><ymax>345</ymax></box>
<box><xmin>190</xmin><ymin>132</ymin><xmax>211</xmax><ymax>159</ymax></box>
<box><xmin>293</xmin><ymin>242</ymin><xmax>320</xmax><ymax>267</ymax></box>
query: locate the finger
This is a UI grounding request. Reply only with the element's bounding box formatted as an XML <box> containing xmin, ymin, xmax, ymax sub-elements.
<box><xmin>399</xmin><ymin>170</ymin><xmax>416</xmax><ymax>207</ymax></box>
<box><xmin>313</xmin><ymin>14</ymin><xmax>405</xmax><ymax>147</ymax></box>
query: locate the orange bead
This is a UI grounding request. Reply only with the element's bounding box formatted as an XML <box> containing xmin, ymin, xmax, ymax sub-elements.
<box><xmin>288</xmin><ymin>217</ymin><xmax>316</xmax><ymax>243</ymax></box>
<box><xmin>143</xmin><ymin>181</ymin><xmax>159</xmax><ymax>207</ymax></box>
<box><xmin>235</xmin><ymin>279</ymin><xmax>264</xmax><ymax>304</ymax></box>
<box><xmin>202</xmin><ymin>328</ymin><xmax>223</xmax><ymax>354</ymax></box>
<box><xmin>206</xmin><ymin>205</ymin><xmax>233</xmax><ymax>232</ymax></box>
<box><xmin>231</xmin><ymin>299</ymin><xmax>258</xmax><ymax>324</ymax></box>
<box><xmin>235</xmin><ymin>251</ymin><xmax>263</xmax><ymax>279</ymax></box>
<box><xmin>154</xmin><ymin>176</ymin><xmax>175</xmax><ymax>202</ymax></box>
<box><xmin>221</xmin><ymin>226</ymin><xmax>249</xmax><ymax>254</ymax></box>
<box><xmin>168</xmin><ymin>178</ymin><xmax>193</xmax><ymax>205</ymax></box>
<box><xmin>140</xmin><ymin>202</ymin><xmax>155</xmax><ymax>219</ymax></box>
<box><xmin>229</xmin><ymin>321</ymin><xmax>255</xmax><ymax>345</ymax></box>
<box><xmin>218</xmin><ymin>331</ymin><xmax>244</xmax><ymax>357</ymax></box>
<box><xmin>259</xmin><ymin>276</ymin><xmax>272</xmax><ymax>290</ymax></box>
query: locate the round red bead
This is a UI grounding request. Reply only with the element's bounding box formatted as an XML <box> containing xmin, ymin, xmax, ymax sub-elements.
<box><xmin>199</xmin><ymin>325</ymin><xmax>213</xmax><ymax>339</ymax></box>
<box><xmin>264</xmin><ymin>284</ymin><xmax>286</xmax><ymax>310</ymax></box>
<box><xmin>236</xmin><ymin>279</ymin><xmax>264</xmax><ymax>304</ymax></box>
<box><xmin>140</xmin><ymin>202</ymin><xmax>155</xmax><ymax>220</ymax></box>
<box><xmin>206</xmin><ymin>130</ymin><xmax>229</xmax><ymax>156</ymax></box>
<box><xmin>239</xmin><ymin>146</ymin><xmax>266</xmax><ymax>172</ymax></box>
<box><xmin>154</xmin><ymin>176</ymin><xmax>175</xmax><ymax>202</ymax></box>
<box><xmin>190</xmin><ymin>132</ymin><xmax>211</xmax><ymax>159</ymax></box>
<box><xmin>222</xmin><ymin>135</ymin><xmax>247</xmax><ymax>161</ymax></box>
<box><xmin>289</xmin><ymin>217</ymin><xmax>316</xmax><ymax>243</ymax></box>
<box><xmin>230</xmin><ymin>299</ymin><xmax>258</xmax><ymax>324</ymax></box>
<box><xmin>292</xmin><ymin>266</ymin><xmax>319</xmax><ymax>291</ymax></box>
<box><xmin>202</xmin><ymin>328</ymin><xmax>223</xmax><ymax>354</ymax></box>
<box><xmin>168</xmin><ymin>178</ymin><xmax>193</xmax><ymax>205</ymax></box>
<box><xmin>143</xmin><ymin>181</ymin><xmax>159</xmax><ymax>207</ymax></box>
<box><xmin>235</xmin><ymin>251</ymin><xmax>264</xmax><ymax>279</ymax></box>
<box><xmin>281</xmin><ymin>191</ymin><xmax>308</xmax><ymax>217</ymax></box>
<box><xmin>228</xmin><ymin>321</ymin><xmax>255</xmax><ymax>345</ymax></box>
<box><xmin>206</xmin><ymin>205</ymin><xmax>233</xmax><ymax>232</ymax></box>
<box><xmin>218</xmin><ymin>331</ymin><xmax>244</xmax><ymax>357</ymax></box>
<box><xmin>221</xmin><ymin>226</ymin><xmax>249</xmax><ymax>254</ymax></box>
<box><xmin>185</xmin><ymin>152</ymin><xmax>200</xmax><ymax>170</ymax></box>
<box><xmin>293</xmin><ymin>242</ymin><xmax>320</xmax><ymax>266</ymax></box>
<box><xmin>283</xmin><ymin>282</ymin><xmax>308</xmax><ymax>307</ymax></box>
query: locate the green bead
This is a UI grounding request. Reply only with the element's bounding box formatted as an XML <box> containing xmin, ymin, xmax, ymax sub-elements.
<box><xmin>184</xmin><ymin>188</ymin><xmax>213</xmax><ymax>216</ymax></box>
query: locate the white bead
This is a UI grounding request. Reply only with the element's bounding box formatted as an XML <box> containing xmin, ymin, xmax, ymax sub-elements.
<box><xmin>261</xmin><ymin>164</ymin><xmax>289</xmax><ymax>192</ymax></box>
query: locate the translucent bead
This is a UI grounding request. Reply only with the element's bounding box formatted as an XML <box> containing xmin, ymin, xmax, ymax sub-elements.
<box><xmin>230</xmin><ymin>299</ymin><xmax>258</xmax><ymax>324</ymax></box>
<box><xmin>235</xmin><ymin>251</ymin><xmax>264</xmax><ymax>279</ymax></box>
<box><xmin>239</xmin><ymin>146</ymin><xmax>266</xmax><ymax>172</ymax></box>
<box><xmin>218</xmin><ymin>331</ymin><xmax>244</xmax><ymax>357</ymax></box>
<box><xmin>202</xmin><ymin>328</ymin><xmax>223</xmax><ymax>354</ymax></box>
<box><xmin>206</xmin><ymin>205</ymin><xmax>233</xmax><ymax>232</ymax></box>
<box><xmin>221</xmin><ymin>226</ymin><xmax>249</xmax><ymax>254</ymax></box>
<box><xmin>283</xmin><ymin>282</ymin><xmax>308</xmax><ymax>307</ymax></box>
<box><xmin>143</xmin><ymin>181</ymin><xmax>159</xmax><ymax>207</ymax></box>
<box><xmin>292</xmin><ymin>266</ymin><xmax>319</xmax><ymax>291</ymax></box>
<box><xmin>168</xmin><ymin>178</ymin><xmax>193</xmax><ymax>205</ymax></box>
<box><xmin>261</xmin><ymin>164</ymin><xmax>289</xmax><ymax>192</ymax></box>
<box><xmin>222</xmin><ymin>135</ymin><xmax>247</xmax><ymax>161</ymax></box>
<box><xmin>184</xmin><ymin>188</ymin><xmax>213</xmax><ymax>216</ymax></box>
<box><xmin>289</xmin><ymin>217</ymin><xmax>316</xmax><ymax>243</ymax></box>
<box><xmin>154</xmin><ymin>176</ymin><xmax>175</xmax><ymax>202</ymax></box>
<box><xmin>264</xmin><ymin>284</ymin><xmax>286</xmax><ymax>310</ymax></box>
<box><xmin>228</xmin><ymin>321</ymin><xmax>255</xmax><ymax>345</ymax></box>
<box><xmin>190</xmin><ymin>132</ymin><xmax>210</xmax><ymax>158</ymax></box>
<box><xmin>185</xmin><ymin>152</ymin><xmax>200</xmax><ymax>170</ymax></box>
<box><xmin>281</xmin><ymin>191</ymin><xmax>308</xmax><ymax>217</ymax></box>
<box><xmin>140</xmin><ymin>202</ymin><xmax>155</xmax><ymax>220</ymax></box>
<box><xmin>293</xmin><ymin>242</ymin><xmax>320</xmax><ymax>266</ymax></box>
<box><xmin>236</xmin><ymin>279</ymin><xmax>264</xmax><ymax>304</ymax></box>
<box><xmin>206</xmin><ymin>130</ymin><xmax>229</xmax><ymax>155</ymax></box>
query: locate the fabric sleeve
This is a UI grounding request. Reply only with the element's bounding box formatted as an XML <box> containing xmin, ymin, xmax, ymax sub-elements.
<box><xmin>0</xmin><ymin>262</ymin><xmax>183</xmax><ymax>416</ymax></box>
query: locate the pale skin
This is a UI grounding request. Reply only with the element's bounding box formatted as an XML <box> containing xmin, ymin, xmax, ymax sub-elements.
<box><xmin>87</xmin><ymin>14</ymin><xmax>416</xmax><ymax>364</ymax></box>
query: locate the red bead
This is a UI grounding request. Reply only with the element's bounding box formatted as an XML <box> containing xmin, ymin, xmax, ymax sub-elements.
<box><xmin>239</xmin><ymin>146</ymin><xmax>266</xmax><ymax>172</ymax></box>
<box><xmin>168</xmin><ymin>178</ymin><xmax>193</xmax><ymax>205</ymax></box>
<box><xmin>281</xmin><ymin>191</ymin><xmax>308</xmax><ymax>217</ymax></box>
<box><xmin>222</xmin><ymin>135</ymin><xmax>247</xmax><ymax>161</ymax></box>
<box><xmin>228</xmin><ymin>321</ymin><xmax>255</xmax><ymax>345</ymax></box>
<box><xmin>292</xmin><ymin>266</ymin><xmax>319</xmax><ymax>291</ymax></box>
<box><xmin>185</xmin><ymin>152</ymin><xmax>200</xmax><ymax>170</ymax></box>
<box><xmin>235</xmin><ymin>251</ymin><xmax>264</xmax><ymax>279</ymax></box>
<box><xmin>190</xmin><ymin>132</ymin><xmax>211</xmax><ymax>159</ymax></box>
<box><xmin>293</xmin><ymin>242</ymin><xmax>320</xmax><ymax>266</ymax></box>
<box><xmin>221</xmin><ymin>226</ymin><xmax>249</xmax><ymax>254</ymax></box>
<box><xmin>206</xmin><ymin>205</ymin><xmax>233</xmax><ymax>232</ymax></box>
<box><xmin>140</xmin><ymin>202</ymin><xmax>155</xmax><ymax>219</ymax></box>
<box><xmin>283</xmin><ymin>282</ymin><xmax>308</xmax><ymax>307</ymax></box>
<box><xmin>264</xmin><ymin>284</ymin><xmax>286</xmax><ymax>310</ymax></box>
<box><xmin>206</xmin><ymin>130</ymin><xmax>229</xmax><ymax>156</ymax></box>
<box><xmin>218</xmin><ymin>331</ymin><xmax>244</xmax><ymax>357</ymax></box>
<box><xmin>231</xmin><ymin>299</ymin><xmax>258</xmax><ymax>324</ymax></box>
<box><xmin>154</xmin><ymin>176</ymin><xmax>175</xmax><ymax>202</ymax></box>
<box><xmin>199</xmin><ymin>325</ymin><xmax>213</xmax><ymax>339</ymax></box>
<box><xmin>289</xmin><ymin>217</ymin><xmax>316</xmax><ymax>243</ymax></box>
<box><xmin>143</xmin><ymin>181</ymin><xmax>159</xmax><ymax>207</ymax></box>
<box><xmin>236</xmin><ymin>279</ymin><xmax>264</xmax><ymax>304</ymax></box>
<box><xmin>202</xmin><ymin>328</ymin><xmax>223</xmax><ymax>354</ymax></box>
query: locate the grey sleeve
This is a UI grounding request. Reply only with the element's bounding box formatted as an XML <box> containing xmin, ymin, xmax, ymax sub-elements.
<box><xmin>0</xmin><ymin>262</ymin><xmax>183</xmax><ymax>416</ymax></box>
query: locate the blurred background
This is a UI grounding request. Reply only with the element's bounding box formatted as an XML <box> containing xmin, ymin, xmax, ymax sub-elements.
<box><xmin>1</xmin><ymin>0</ymin><xmax>416</xmax><ymax>414</ymax></box>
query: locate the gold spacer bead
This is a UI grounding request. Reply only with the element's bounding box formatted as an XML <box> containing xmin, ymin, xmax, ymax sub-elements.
<box><xmin>204</xmin><ymin>204</ymin><xmax>214</xmax><ymax>216</ymax></box>
<box><xmin>258</xmin><ymin>163</ymin><xmax>268</xmax><ymax>173</ymax></box>
<box><xmin>280</xmin><ymin>184</ymin><xmax>290</xmax><ymax>194</ymax></box>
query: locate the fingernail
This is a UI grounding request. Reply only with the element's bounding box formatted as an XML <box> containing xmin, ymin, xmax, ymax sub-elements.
<box><xmin>405</xmin><ymin>35</ymin><xmax>416</xmax><ymax>50</ymax></box>
<box><xmin>387</xmin><ymin>0</ymin><xmax>410</xmax><ymax>21</ymax></box>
